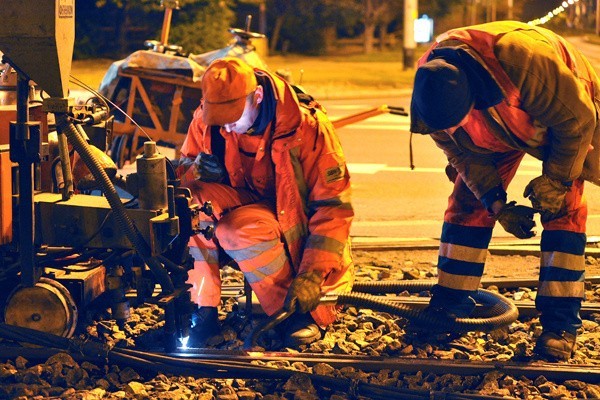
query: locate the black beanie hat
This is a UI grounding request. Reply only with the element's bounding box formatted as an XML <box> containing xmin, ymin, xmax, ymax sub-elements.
<box><xmin>411</xmin><ymin>58</ymin><xmax>474</xmax><ymax>131</ymax></box>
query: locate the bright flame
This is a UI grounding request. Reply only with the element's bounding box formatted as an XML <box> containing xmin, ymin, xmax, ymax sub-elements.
<box><xmin>179</xmin><ymin>335</ymin><xmax>190</xmax><ymax>349</ymax></box>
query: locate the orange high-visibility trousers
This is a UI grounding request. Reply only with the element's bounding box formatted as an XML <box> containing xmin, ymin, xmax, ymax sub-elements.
<box><xmin>185</xmin><ymin>180</ymin><xmax>348</xmax><ymax>326</ymax></box>
<box><xmin>186</xmin><ymin>180</ymin><xmax>259</xmax><ymax>307</ymax></box>
<box><xmin>216</xmin><ymin>202</ymin><xmax>294</xmax><ymax>315</ymax></box>
<box><xmin>439</xmin><ymin>151</ymin><xmax>587</xmax><ymax>333</ymax></box>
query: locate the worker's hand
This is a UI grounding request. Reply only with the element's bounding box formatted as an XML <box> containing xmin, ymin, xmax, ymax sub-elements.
<box><xmin>494</xmin><ymin>201</ymin><xmax>537</xmax><ymax>239</ymax></box>
<box><xmin>523</xmin><ymin>175</ymin><xmax>569</xmax><ymax>215</ymax></box>
<box><xmin>283</xmin><ymin>271</ymin><xmax>324</xmax><ymax>314</ymax></box>
<box><xmin>194</xmin><ymin>153</ymin><xmax>226</xmax><ymax>183</ymax></box>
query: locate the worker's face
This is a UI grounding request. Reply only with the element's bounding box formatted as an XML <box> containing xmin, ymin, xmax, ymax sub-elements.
<box><xmin>223</xmin><ymin>86</ymin><xmax>263</xmax><ymax>134</ymax></box>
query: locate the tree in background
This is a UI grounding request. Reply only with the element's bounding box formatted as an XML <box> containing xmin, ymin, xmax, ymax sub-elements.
<box><xmin>264</xmin><ymin>0</ymin><xmax>338</xmax><ymax>55</ymax></box>
<box><xmin>75</xmin><ymin>0</ymin><xmax>514</xmax><ymax>59</ymax></box>
<box><xmin>266</xmin><ymin>0</ymin><xmax>291</xmax><ymax>54</ymax></box>
<box><xmin>75</xmin><ymin>0</ymin><xmax>234</xmax><ymax>58</ymax></box>
<box><xmin>349</xmin><ymin>0</ymin><xmax>403</xmax><ymax>54</ymax></box>
<box><xmin>169</xmin><ymin>0</ymin><xmax>236</xmax><ymax>54</ymax></box>
<box><xmin>417</xmin><ymin>0</ymin><xmax>468</xmax><ymax>35</ymax></box>
<box><xmin>93</xmin><ymin>0</ymin><xmax>165</xmax><ymax>57</ymax></box>
<box><xmin>262</xmin><ymin>0</ymin><xmax>398</xmax><ymax>55</ymax></box>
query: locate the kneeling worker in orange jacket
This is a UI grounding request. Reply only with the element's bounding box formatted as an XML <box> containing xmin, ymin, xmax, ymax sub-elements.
<box><xmin>177</xmin><ymin>57</ymin><xmax>354</xmax><ymax>347</ymax></box>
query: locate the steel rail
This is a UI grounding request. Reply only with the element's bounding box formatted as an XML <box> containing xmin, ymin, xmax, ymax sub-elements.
<box><xmin>350</xmin><ymin>238</ymin><xmax>600</xmax><ymax>257</ymax></box>
<box><xmin>6</xmin><ymin>346</ymin><xmax>597</xmax><ymax>396</ymax></box>
<box><xmin>366</xmin><ymin>296</ymin><xmax>600</xmax><ymax>317</ymax></box>
<box><xmin>166</xmin><ymin>349</ymin><xmax>600</xmax><ymax>383</ymax></box>
<box><xmin>220</xmin><ymin>275</ymin><xmax>600</xmax><ymax>297</ymax></box>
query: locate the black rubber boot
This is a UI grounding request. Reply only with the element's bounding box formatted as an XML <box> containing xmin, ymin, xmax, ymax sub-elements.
<box><xmin>279</xmin><ymin>313</ymin><xmax>322</xmax><ymax>348</ymax></box>
<box><xmin>534</xmin><ymin>330</ymin><xmax>577</xmax><ymax>361</ymax></box>
<box><xmin>406</xmin><ymin>286</ymin><xmax>476</xmax><ymax>336</ymax></box>
<box><xmin>187</xmin><ymin>306</ymin><xmax>222</xmax><ymax>348</ymax></box>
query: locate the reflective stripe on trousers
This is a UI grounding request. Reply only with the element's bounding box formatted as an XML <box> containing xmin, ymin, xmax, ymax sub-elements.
<box><xmin>216</xmin><ymin>202</ymin><xmax>294</xmax><ymax>317</ymax></box>
<box><xmin>536</xmin><ymin>179</ymin><xmax>587</xmax><ymax>334</ymax></box>
<box><xmin>437</xmin><ymin>222</ymin><xmax>492</xmax><ymax>295</ymax></box>
<box><xmin>216</xmin><ymin>202</ymin><xmax>343</xmax><ymax>326</ymax></box>
<box><xmin>184</xmin><ymin>180</ymin><xmax>341</xmax><ymax>325</ymax></box>
<box><xmin>187</xmin><ymin>245</ymin><xmax>221</xmax><ymax>307</ymax></box>
<box><xmin>184</xmin><ymin>181</ymin><xmax>259</xmax><ymax>308</ymax></box>
<box><xmin>441</xmin><ymin>160</ymin><xmax>587</xmax><ymax>332</ymax></box>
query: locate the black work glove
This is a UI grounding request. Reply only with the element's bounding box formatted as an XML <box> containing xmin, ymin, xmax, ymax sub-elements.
<box><xmin>523</xmin><ymin>175</ymin><xmax>569</xmax><ymax>215</ymax></box>
<box><xmin>193</xmin><ymin>152</ymin><xmax>226</xmax><ymax>183</ymax></box>
<box><xmin>494</xmin><ymin>201</ymin><xmax>537</xmax><ymax>239</ymax></box>
<box><xmin>283</xmin><ymin>271</ymin><xmax>324</xmax><ymax>314</ymax></box>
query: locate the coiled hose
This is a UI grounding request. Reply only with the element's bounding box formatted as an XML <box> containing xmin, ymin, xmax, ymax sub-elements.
<box><xmin>55</xmin><ymin>114</ymin><xmax>174</xmax><ymax>294</ymax></box>
<box><xmin>346</xmin><ymin>280</ymin><xmax>518</xmax><ymax>330</ymax></box>
<box><xmin>352</xmin><ymin>279</ymin><xmax>444</xmax><ymax>294</ymax></box>
<box><xmin>247</xmin><ymin>284</ymin><xmax>518</xmax><ymax>348</ymax></box>
<box><xmin>337</xmin><ymin>289</ymin><xmax>518</xmax><ymax>332</ymax></box>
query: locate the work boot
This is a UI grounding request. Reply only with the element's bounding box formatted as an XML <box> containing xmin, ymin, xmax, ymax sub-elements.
<box><xmin>534</xmin><ymin>330</ymin><xmax>577</xmax><ymax>361</ymax></box>
<box><xmin>407</xmin><ymin>288</ymin><xmax>476</xmax><ymax>336</ymax></box>
<box><xmin>279</xmin><ymin>313</ymin><xmax>322</xmax><ymax>348</ymax></box>
<box><xmin>187</xmin><ymin>306</ymin><xmax>222</xmax><ymax>348</ymax></box>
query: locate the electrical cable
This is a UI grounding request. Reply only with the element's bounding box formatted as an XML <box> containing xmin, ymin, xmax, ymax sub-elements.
<box><xmin>69</xmin><ymin>76</ymin><xmax>152</xmax><ymax>142</ymax></box>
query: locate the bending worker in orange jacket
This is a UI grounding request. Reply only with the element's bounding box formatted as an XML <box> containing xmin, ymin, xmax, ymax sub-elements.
<box><xmin>177</xmin><ymin>57</ymin><xmax>354</xmax><ymax>348</ymax></box>
<box><xmin>410</xmin><ymin>21</ymin><xmax>600</xmax><ymax>361</ymax></box>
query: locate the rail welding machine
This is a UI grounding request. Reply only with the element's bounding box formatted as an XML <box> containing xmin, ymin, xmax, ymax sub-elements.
<box><xmin>0</xmin><ymin>0</ymin><xmax>203</xmax><ymax>351</ymax></box>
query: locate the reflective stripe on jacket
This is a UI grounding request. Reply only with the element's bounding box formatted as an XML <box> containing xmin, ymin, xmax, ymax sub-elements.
<box><xmin>179</xmin><ymin>68</ymin><xmax>354</xmax><ymax>292</ymax></box>
<box><xmin>412</xmin><ymin>21</ymin><xmax>600</xmax><ymax>200</ymax></box>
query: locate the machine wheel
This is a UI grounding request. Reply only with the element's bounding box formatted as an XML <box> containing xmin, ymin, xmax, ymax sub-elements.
<box><xmin>4</xmin><ymin>277</ymin><xmax>78</xmax><ymax>338</ymax></box>
<box><xmin>109</xmin><ymin>134</ymin><xmax>124</xmax><ymax>166</ymax></box>
<box><xmin>110</xmin><ymin>134</ymin><xmax>132</xmax><ymax>169</ymax></box>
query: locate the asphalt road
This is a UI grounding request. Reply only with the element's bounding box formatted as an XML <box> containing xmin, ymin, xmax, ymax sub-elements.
<box><xmin>322</xmin><ymin>79</ymin><xmax>600</xmax><ymax>242</ymax></box>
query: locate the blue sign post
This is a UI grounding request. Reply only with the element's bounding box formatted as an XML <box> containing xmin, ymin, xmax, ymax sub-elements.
<box><xmin>414</xmin><ymin>14</ymin><xmax>434</xmax><ymax>44</ymax></box>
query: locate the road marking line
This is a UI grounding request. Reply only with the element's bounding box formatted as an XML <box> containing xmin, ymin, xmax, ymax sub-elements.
<box><xmin>347</xmin><ymin>163</ymin><xmax>386</xmax><ymax>174</ymax></box>
<box><xmin>353</xmin><ymin>220</ymin><xmax>440</xmax><ymax>227</ymax></box>
<box><xmin>342</xmin><ymin>123</ymin><xmax>410</xmax><ymax>130</ymax></box>
<box><xmin>348</xmin><ymin>163</ymin><xmax>539</xmax><ymax>176</ymax></box>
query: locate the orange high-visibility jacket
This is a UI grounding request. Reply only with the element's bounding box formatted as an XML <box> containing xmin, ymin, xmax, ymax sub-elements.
<box><xmin>180</xmin><ymin>68</ymin><xmax>354</xmax><ymax>286</ymax></box>
<box><xmin>411</xmin><ymin>21</ymin><xmax>600</xmax><ymax>201</ymax></box>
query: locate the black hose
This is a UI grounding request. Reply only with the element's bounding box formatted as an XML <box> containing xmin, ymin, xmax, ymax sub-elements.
<box><xmin>244</xmin><ymin>307</ymin><xmax>295</xmax><ymax>349</ymax></box>
<box><xmin>348</xmin><ymin>280</ymin><xmax>519</xmax><ymax>329</ymax></box>
<box><xmin>55</xmin><ymin>114</ymin><xmax>174</xmax><ymax>294</ymax></box>
<box><xmin>351</xmin><ymin>279</ymin><xmax>439</xmax><ymax>294</ymax></box>
<box><xmin>247</xmin><ymin>288</ymin><xmax>518</xmax><ymax>348</ymax></box>
<box><xmin>157</xmin><ymin>254</ymin><xmax>187</xmax><ymax>274</ymax></box>
<box><xmin>336</xmin><ymin>290</ymin><xmax>518</xmax><ymax>332</ymax></box>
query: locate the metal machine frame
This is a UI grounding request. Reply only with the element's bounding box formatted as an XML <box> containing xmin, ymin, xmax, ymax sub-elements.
<box><xmin>0</xmin><ymin>0</ymin><xmax>201</xmax><ymax>351</ymax></box>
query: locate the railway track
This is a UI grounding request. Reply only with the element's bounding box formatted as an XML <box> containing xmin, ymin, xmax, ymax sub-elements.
<box><xmin>167</xmin><ymin>348</ymin><xmax>600</xmax><ymax>384</ymax></box>
<box><xmin>2</xmin><ymin>244</ymin><xmax>600</xmax><ymax>399</ymax></box>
